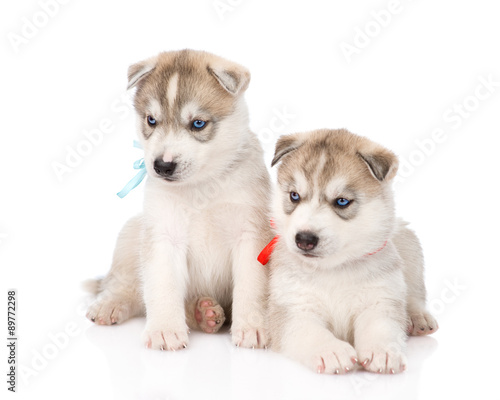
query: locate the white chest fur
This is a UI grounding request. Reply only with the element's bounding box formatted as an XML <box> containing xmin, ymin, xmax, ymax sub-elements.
<box><xmin>269</xmin><ymin>243</ymin><xmax>407</xmax><ymax>343</ymax></box>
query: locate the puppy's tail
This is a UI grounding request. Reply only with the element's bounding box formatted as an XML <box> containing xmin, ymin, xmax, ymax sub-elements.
<box><xmin>81</xmin><ymin>277</ymin><xmax>104</xmax><ymax>295</ymax></box>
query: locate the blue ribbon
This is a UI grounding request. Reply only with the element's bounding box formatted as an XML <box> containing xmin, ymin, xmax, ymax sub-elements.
<box><xmin>116</xmin><ymin>141</ymin><xmax>147</xmax><ymax>198</ymax></box>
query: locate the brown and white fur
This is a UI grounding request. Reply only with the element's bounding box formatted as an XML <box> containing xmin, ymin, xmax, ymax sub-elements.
<box><xmin>85</xmin><ymin>50</ymin><xmax>272</xmax><ymax>350</ymax></box>
<box><xmin>267</xmin><ymin>129</ymin><xmax>437</xmax><ymax>374</ymax></box>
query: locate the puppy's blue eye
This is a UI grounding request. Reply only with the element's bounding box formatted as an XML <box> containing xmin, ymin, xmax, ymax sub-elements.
<box><xmin>290</xmin><ymin>192</ymin><xmax>300</xmax><ymax>202</ymax></box>
<box><xmin>147</xmin><ymin>115</ymin><xmax>156</xmax><ymax>127</ymax></box>
<box><xmin>336</xmin><ymin>198</ymin><xmax>351</xmax><ymax>207</ymax></box>
<box><xmin>192</xmin><ymin>120</ymin><xmax>206</xmax><ymax>129</ymax></box>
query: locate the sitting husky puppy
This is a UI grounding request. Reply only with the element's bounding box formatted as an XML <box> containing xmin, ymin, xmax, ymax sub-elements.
<box><xmin>86</xmin><ymin>50</ymin><xmax>272</xmax><ymax>350</ymax></box>
<box><xmin>266</xmin><ymin>129</ymin><xmax>437</xmax><ymax>373</ymax></box>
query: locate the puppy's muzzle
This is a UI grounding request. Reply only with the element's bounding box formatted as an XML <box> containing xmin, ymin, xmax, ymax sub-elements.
<box><xmin>154</xmin><ymin>158</ymin><xmax>177</xmax><ymax>179</ymax></box>
<box><xmin>295</xmin><ymin>231</ymin><xmax>319</xmax><ymax>251</ymax></box>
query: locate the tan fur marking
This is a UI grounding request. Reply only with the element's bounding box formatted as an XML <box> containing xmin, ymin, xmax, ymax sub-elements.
<box><xmin>166</xmin><ymin>72</ymin><xmax>179</xmax><ymax>116</ymax></box>
<box><xmin>132</xmin><ymin>50</ymin><xmax>245</xmax><ymax>140</ymax></box>
<box><xmin>277</xmin><ymin>129</ymin><xmax>398</xmax><ymax>199</ymax></box>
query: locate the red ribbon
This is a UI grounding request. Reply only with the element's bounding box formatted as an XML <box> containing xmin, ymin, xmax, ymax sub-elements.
<box><xmin>257</xmin><ymin>218</ymin><xmax>388</xmax><ymax>265</ymax></box>
<box><xmin>257</xmin><ymin>235</ymin><xmax>279</xmax><ymax>265</ymax></box>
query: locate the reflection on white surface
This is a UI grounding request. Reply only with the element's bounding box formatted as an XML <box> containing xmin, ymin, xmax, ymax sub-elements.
<box><xmin>14</xmin><ymin>287</ymin><xmax>497</xmax><ymax>400</ymax></box>
<box><xmin>84</xmin><ymin>317</ymin><xmax>439</xmax><ymax>400</ymax></box>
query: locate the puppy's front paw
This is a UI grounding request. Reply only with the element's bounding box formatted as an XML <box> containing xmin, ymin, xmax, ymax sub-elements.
<box><xmin>357</xmin><ymin>348</ymin><xmax>407</xmax><ymax>374</ymax></box>
<box><xmin>231</xmin><ymin>326</ymin><xmax>268</xmax><ymax>349</ymax></box>
<box><xmin>142</xmin><ymin>327</ymin><xmax>189</xmax><ymax>351</ymax></box>
<box><xmin>408</xmin><ymin>310</ymin><xmax>438</xmax><ymax>336</ymax></box>
<box><xmin>306</xmin><ymin>340</ymin><xmax>358</xmax><ymax>374</ymax></box>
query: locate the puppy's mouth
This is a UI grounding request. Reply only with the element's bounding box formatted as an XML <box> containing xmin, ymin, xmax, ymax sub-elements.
<box><xmin>161</xmin><ymin>176</ymin><xmax>179</xmax><ymax>182</ymax></box>
<box><xmin>302</xmin><ymin>253</ymin><xmax>318</xmax><ymax>258</ymax></box>
<box><xmin>296</xmin><ymin>249</ymin><xmax>321</xmax><ymax>259</ymax></box>
<box><xmin>153</xmin><ymin>169</ymin><xmax>190</xmax><ymax>183</ymax></box>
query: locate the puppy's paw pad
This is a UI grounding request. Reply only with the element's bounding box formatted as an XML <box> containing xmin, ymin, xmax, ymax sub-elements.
<box><xmin>194</xmin><ymin>297</ymin><xmax>225</xmax><ymax>334</ymax></box>
<box><xmin>86</xmin><ymin>298</ymin><xmax>131</xmax><ymax>325</ymax></box>
<box><xmin>358</xmin><ymin>349</ymin><xmax>407</xmax><ymax>374</ymax></box>
<box><xmin>408</xmin><ymin>310</ymin><xmax>438</xmax><ymax>336</ymax></box>
<box><xmin>231</xmin><ymin>327</ymin><xmax>268</xmax><ymax>349</ymax></box>
<box><xmin>311</xmin><ymin>341</ymin><xmax>358</xmax><ymax>374</ymax></box>
<box><xmin>142</xmin><ymin>328</ymin><xmax>189</xmax><ymax>351</ymax></box>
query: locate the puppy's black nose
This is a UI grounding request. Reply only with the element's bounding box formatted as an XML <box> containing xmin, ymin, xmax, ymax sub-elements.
<box><xmin>295</xmin><ymin>231</ymin><xmax>319</xmax><ymax>251</ymax></box>
<box><xmin>154</xmin><ymin>158</ymin><xmax>177</xmax><ymax>177</ymax></box>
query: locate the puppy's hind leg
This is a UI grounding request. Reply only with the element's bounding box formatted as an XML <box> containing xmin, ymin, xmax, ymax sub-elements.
<box><xmin>85</xmin><ymin>215</ymin><xmax>144</xmax><ymax>325</ymax></box>
<box><xmin>393</xmin><ymin>219</ymin><xmax>438</xmax><ymax>336</ymax></box>
<box><xmin>185</xmin><ymin>297</ymin><xmax>226</xmax><ymax>334</ymax></box>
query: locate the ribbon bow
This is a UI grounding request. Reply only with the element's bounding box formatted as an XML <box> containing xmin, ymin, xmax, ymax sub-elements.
<box><xmin>116</xmin><ymin>141</ymin><xmax>147</xmax><ymax>198</ymax></box>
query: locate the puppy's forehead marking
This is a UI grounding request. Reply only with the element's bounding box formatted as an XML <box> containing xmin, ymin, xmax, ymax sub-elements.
<box><xmin>148</xmin><ymin>98</ymin><xmax>162</xmax><ymax>118</ymax></box>
<box><xmin>299</xmin><ymin>146</ymin><xmax>325</xmax><ymax>180</ymax></box>
<box><xmin>313</xmin><ymin>151</ymin><xmax>328</xmax><ymax>185</ymax></box>
<box><xmin>181</xmin><ymin>101</ymin><xmax>200</xmax><ymax>123</ymax></box>
<box><xmin>293</xmin><ymin>170</ymin><xmax>309</xmax><ymax>194</ymax></box>
<box><xmin>324</xmin><ymin>177</ymin><xmax>348</xmax><ymax>199</ymax></box>
<box><xmin>166</xmin><ymin>72</ymin><xmax>179</xmax><ymax>113</ymax></box>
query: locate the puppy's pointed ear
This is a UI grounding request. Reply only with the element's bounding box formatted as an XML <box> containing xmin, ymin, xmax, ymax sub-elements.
<box><xmin>208</xmin><ymin>60</ymin><xmax>250</xmax><ymax>95</ymax></box>
<box><xmin>127</xmin><ymin>56</ymin><xmax>157</xmax><ymax>90</ymax></box>
<box><xmin>358</xmin><ymin>146</ymin><xmax>399</xmax><ymax>182</ymax></box>
<box><xmin>271</xmin><ymin>133</ymin><xmax>305</xmax><ymax>167</ymax></box>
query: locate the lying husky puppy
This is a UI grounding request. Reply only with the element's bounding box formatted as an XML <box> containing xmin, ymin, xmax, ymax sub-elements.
<box><xmin>266</xmin><ymin>129</ymin><xmax>437</xmax><ymax>373</ymax></box>
<box><xmin>86</xmin><ymin>50</ymin><xmax>272</xmax><ymax>350</ymax></box>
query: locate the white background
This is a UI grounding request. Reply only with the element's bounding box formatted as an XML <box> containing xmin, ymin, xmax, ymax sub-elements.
<box><xmin>1</xmin><ymin>0</ymin><xmax>499</xmax><ymax>399</ymax></box>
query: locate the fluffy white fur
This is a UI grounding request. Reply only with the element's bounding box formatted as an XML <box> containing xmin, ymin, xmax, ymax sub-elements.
<box><xmin>267</xmin><ymin>129</ymin><xmax>438</xmax><ymax>374</ymax></box>
<box><xmin>86</xmin><ymin>50</ymin><xmax>271</xmax><ymax>350</ymax></box>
